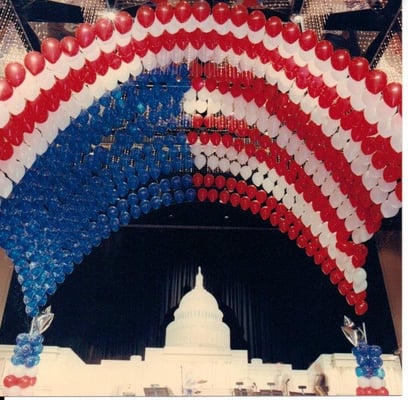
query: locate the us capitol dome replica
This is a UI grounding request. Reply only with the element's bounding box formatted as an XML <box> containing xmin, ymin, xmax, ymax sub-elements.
<box><xmin>165</xmin><ymin>267</ymin><xmax>230</xmax><ymax>352</ymax></box>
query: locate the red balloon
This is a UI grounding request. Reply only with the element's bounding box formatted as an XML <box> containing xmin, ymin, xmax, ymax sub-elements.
<box><xmin>192</xmin><ymin>0</ymin><xmax>211</xmax><ymax>22</ymax></box>
<box><xmin>212</xmin><ymin>2</ymin><xmax>230</xmax><ymax>25</ymax></box>
<box><xmin>259</xmin><ymin>205</ymin><xmax>271</xmax><ymax>220</ymax></box>
<box><xmin>331</xmin><ymin>49</ymin><xmax>350</xmax><ymax>71</ymax></box>
<box><xmin>175</xmin><ymin>0</ymin><xmax>192</xmax><ymax>23</ymax></box>
<box><xmin>203</xmin><ymin>173</ymin><xmax>214</xmax><ymax>187</ymax></box>
<box><xmin>329</xmin><ymin>269</ymin><xmax>343</xmax><ymax>284</ymax></box>
<box><xmin>315</xmin><ymin>40</ymin><xmax>333</xmax><ymax>61</ymax></box>
<box><xmin>248</xmin><ymin>10</ymin><xmax>266</xmax><ymax>32</ymax></box>
<box><xmin>76</xmin><ymin>23</ymin><xmax>96</xmax><ymax>48</ymax></box>
<box><xmin>41</xmin><ymin>37</ymin><xmax>62</xmax><ymax>63</ymax></box>
<box><xmin>299</xmin><ymin>29</ymin><xmax>317</xmax><ymax>51</ymax></box>
<box><xmin>348</xmin><ymin>57</ymin><xmax>369</xmax><ymax>81</ymax></box>
<box><xmin>0</xmin><ymin>137</ymin><xmax>13</xmax><ymax>160</ymax></box>
<box><xmin>114</xmin><ymin>11</ymin><xmax>133</xmax><ymax>33</ymax></box>
<box><xmin>211</xmin><ymin>132</ymin><xmax>221</xmax><ymax>146</ymax></box>
<box><xmin>193</xmin><ymin>172</ymin><xmax>203</xmax><ymax>187</ymax></box>
<box><xmin>265</xmin><ymin>16</ymin><xmax>282</xmax><ymax>37</ymax></box>
<box><xmin>230</xmin><ymin>4</ymin><xmax>248</xmax><ymax>27</ymax></box>
<box><xmin>382</xmin><ymin>82</ymin><xmax>402</xmax><ymax>108</ymax></box>
<box><xmin>250</xmin><ymin>200</ymin><xmax>261</xmax><ymax>215</ymax></box>
<box><xmin>337</xmin><ymin>279</ymin><xmax>352</xmax><ymax>295</ymax></box>
<box><xmin>256</xmin><ymin>190</ymin><xmax>267</xmax><ymax>204</ymax></box>
<box><xmin>197</xmin><ymin>187</ymin><xmax>208</xmax><ymax>202</ymax></box>
<box><xmin>208</xmin><ymin>188</ymin><xmax>219</xmax><ymax>202</ymax></box>
<box><xmin>5</xmin><ymin>62</ymin><xmax>26</xmax><ymax>87</ymax></box>
<box><xmin>355</xmin><ymin>300</ymin><xmax>368</xmax><ymax>316</ymax></box>
<box><xmin>24</xmin><ymin>51</ymin><xmax>46</xmax><ymax>76</ymax></box>
<box><xmin>137</xmin><ymin>6</ymin><xmax>155</xmax><ymax>28</ymax></box>
<box><xmin>214</xmin><ymin>175</ymin><xmax>226</xmax><ymax>189</ymax></box>
<box><xmin>156</xmin><ymin>2</ymin><xmax>174</xmax><ymax>24</ymax></box>
<box><xmin>187</xmin><ymin>131</ymin><xmax>198</xmax><ymax>144</ymax></box>
<box><xmin>0</xmin><ymin>77</ymin><xmax>13</xmax><ymax>101</ymax></box>
<box><xmin>219</xmin><ymin>190</ymin><xmax>230</xmax><ymax>204</ymax></box>
<box><xmin>230</xmin><ymin>192</ymin><xmax>241</xmax><ymax>207</ymax></box>
<box><xmin>226</xmin><ymin>177</ymin><xmax>236</xmax><ymax>191</ymax></box>
<box><xmin>365</xmin><ymin>69</ymin><xmax>387</xmax><ymax>94</ymax></box>
<box><xmin>3</xmin><ymin>374</ymin><xmax>17</xmax><ymax>388</ymax></box>
<box><xmin>236</xmin><ymin>180</ymin><xmax>247</xmax><ymax>195</ymax></box>
<box><xmin>95</xmin><ymin>18</ymin><xmax>114</xmax><ymax>41</ymax></box>
<box><xmin>282</xmin><ymin>22</ymin><xmax>300</xmax><ymax>44</ymax></box>
<box><xmin>18</xmin><ymin>376</ymin><xmax>31</xmax><ymax>389</ymax></box>
<box><xmin>60</xmin><ymin>36</ymin><xmax>80</xmax><ymax>56</ymax></box>
<box><xmin>240</xmin><ymin>195</ymin><xmax>251</xmax><ymax>210</ymax></box>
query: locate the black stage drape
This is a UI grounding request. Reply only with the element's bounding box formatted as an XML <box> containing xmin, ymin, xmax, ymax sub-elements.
<box><xmin>0</xmin><ymin>203</ymin><xmax>397</xmax><ymax>369</ymax></box>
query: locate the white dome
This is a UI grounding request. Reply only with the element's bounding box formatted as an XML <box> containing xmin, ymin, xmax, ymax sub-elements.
<box><xmin>165</xmin><ymin>267</ymin><xmax>231</xmax><ymax>350</ymax></box>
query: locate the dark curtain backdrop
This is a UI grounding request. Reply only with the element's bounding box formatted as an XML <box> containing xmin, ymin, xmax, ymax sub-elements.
<box><xmin>0</xmin><ymin>203</ymin><xmax>397</xmax><ymax>370</ymax></box>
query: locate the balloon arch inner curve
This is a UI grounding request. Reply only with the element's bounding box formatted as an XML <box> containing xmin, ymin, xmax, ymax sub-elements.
<box><xmin>0</xmin><ymin>0</ymin><xmax>402</xmax><ymax>393</ymax></box>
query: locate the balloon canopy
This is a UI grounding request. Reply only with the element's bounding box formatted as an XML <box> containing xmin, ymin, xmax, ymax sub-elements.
<box><xmin>0</xmin><ymin>0</ymin><xmax>402</xmax><ymax>360</ymax></box>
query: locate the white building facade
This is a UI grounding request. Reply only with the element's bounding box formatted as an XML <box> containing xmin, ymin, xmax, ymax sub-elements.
<box><xmin>0</xmin><ymin>269</ymin><xmax>402</xmax><ymax>396</ymax></box>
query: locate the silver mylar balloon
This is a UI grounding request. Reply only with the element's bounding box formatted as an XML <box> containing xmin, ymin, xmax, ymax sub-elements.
<box><xmin>30</xmin><ymin>306</ymin><xmax>54</xmax><ymax>335</ymax></box>
<box><xmin>341</xmin><ymin>315</ymin><xmax>367</xmax><ymax>347</ymax></box>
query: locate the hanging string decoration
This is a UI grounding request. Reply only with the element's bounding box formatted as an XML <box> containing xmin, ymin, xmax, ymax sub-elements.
<box><xmin>0</xmin><ymin>1</ymin><xmax>402</xmax><ymax>391</ymax></box>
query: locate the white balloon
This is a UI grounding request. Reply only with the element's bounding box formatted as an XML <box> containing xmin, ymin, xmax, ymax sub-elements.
<box><xmin>195</xmin><ymin>99</ymin><xmax>207</xmax><ymax>114</ymax></box>
<box><xmin>24</xmin><ymin>129</ymin><xmax>48</xmax><ymax>155</ymax></box>
<box><xmin>337</xmin><ymin>200</ymin><xmax>354</xmax><ymax>220</ymax></box>
<box><xmin>345</xmin><ymin>213</ymin><xmax>362</xmax><ymax>232</ymax></box>
<box><xmin>286</xmin><ymin>135</ymin><xmax>301</xmax><ymax>156</ymax></box>
<box><xmin>262</xmin><ymin>177</ymin><xmax>275</xmax><ymax>193</ymax></box>
<box><xmin>304</xmin><ymin>158</ymin><xmax>319</xmax><ymax>176</ymax></box>
<box><xmin>350</xmin><ymin>155</ymin><xmax>369</xmax><ymax>176</ymax></box>
<box><xmin>14</xmin><ymin>143</ymin><xmax>36</xmax><ymax>168</ymax></box>
<box><xmin>352</xmin><ymin>268</ymin><xmax>367</xmax><ymax>285</ymax></box>
<box><xmin>215</xmin><ymin>144</ymin><xmax>226</xmax><ymax>158</ymax></box>
<box><xmin>256</xmin><ymin>108</ymin><xmax>270</xmax><ymax>132</ymax></box>
<box><xmin>252</xmin><ymin>171</ymin><xmax>264</xmax><ymax>187</ymax></box>
<box><xmin>277</xmin><ymin>72</ymin><xmax>292</xmax><ymax>93</ymax></box>
<box><xmin>331</xmin><ymin>130</ymin><xmax>348</xmax><ymax>150</ymax></box>
<box><xmin>387</xmin><ymin>190</ymin><xmax>402</xmax><ymax>208</ymax></box>
<box><xmin>207</xmin><ymin>155</ymin><xmax>219</xmax><ymax>170</ymax></box>
<box><xmin>353</xmin><ymin>279</ymin><xmax>367</xmax><ymax>294</ymax></box>
<box><xmin>369</xmin><ymin>376</ymin><xmax>383</xmax><ymax>390</ymax></box>
<box><xmin>218</xmin><ymin>158</ymin><xmax>230</xmax><ymax>173</ymax></box>
<box><xmin>329</xmin><ymin>189</ymin><xmax>344</xmax><ymax>208</ymax></box>
<box><xmin>248</xmin><ymin>156</ymin><xmax>259</xmax><ymax>170</ymax></box>
<box><xmin>362</xmin><ymin>169</ymin><xmax>380</xmax><ymax>190</ymax></box>
<box><xmin>272</xmin><ymin>182</ymin><xmax>284</xmax><ymax>200</ymax></box>
<box><xmin>226</xmin><ymin>147</ymin><xmax>238</xmax><ymax>161</ymax></box>
<box><xmin>380</xmin><ymin>199</ymin><xmax>400</xmax><ymax>218</ymax></box>
<box><xmin>370</xmin><ymin>185</ymin><xmax>388</xmax><ymax>204</ymax></box>
<box><xmin>190</xmin><ymin>143</ymin><xmax>202</xmax><ymax>156</ymax></box>
<box><xmin>197</xmin><ymin>87</ymin><xmax>209</xmax><ymax>101</ymax></box>
<box><xmin>268</xmin><ymin>169</ymin><xmax>279</xmax><ymax>182</ymax></box>
<box><xmin>349</xmin><ymin>92</ymin><xmax>366</xmax><ymax>111</ymax></box>
<box><xmin>378</xmin><ymin>176</ymin><xmax>396</xmax><ymax>192</ymax></box>
<box><xmin>0</xmin><ymin>171</ymin><xmax>13</xmax><ymax>198</ymax></box>
<box><xmin>300</xmin><ymin>94</ymin><xmax>318</xmax><ymax>114</ymax></box>
<box><xmin>245</xmin><ymin>101</ymin><xmax>259</xmax><ymax>125</ymax></box>
<box><xmin>230</xmin><ymin>161</ymin><xmax>241</xmax><ymax>176</ymax></box>
<box><xmin>203</xmin><ymin>144</ymin><xmax>215</xmax><ymax>157</ymax></box>
<box><xmin>343</xmin><ymin>140</ymin><xmax>360</xmax><ymax>163</ymax></box>
<box><xmin>321</xmin><ymin>118</ymin><xmax>338</xmax><ymax>137</ymax></box>
<box><xmin>276</xmin><ymin>125</ymin><xmax>291</xmax><ymax>148</ymax></box>
<box><xmin>267</xmin><ymin>115</ymin><xmax>280</xmax><ymax>138</ymax></box>
<box><xmin>282</xmin><ymin>192</ymin><xmax>294</xmax><ymax>209</ymax></box>
<box><xmin>0</xmin><ymin>158</ymin><xmax>25</xmax><ymax>183</ymax></box>
<box><xmin>258</xmin><ymin>161</ymin><xmax>269</xmax><ymax>176</ymax></box>
<box><xmin>194</xmin><ymin>153</ymin><xmax>206</xmax><ymax>170</ymax></box>
<box><xmin>312</xmin><ymin>166</ymin><xmax>329</xmax><ymax>187</ymax></box>
<box><xmin>240</xmin><ymin>165</ymin><xmax>252</xmax><ymax>180</ymax></box>
<box><xmin>294</xmin><ymin>146</ymin><xmax>310</xmax><ymax>165</ymax></box>
<box><xmin>237</xmin><ymin>151</ymin><xmax>249</xmax><ymax>165</ymax></box>
<box><xmin>321</xmin><ymin>178</ymin><xmax>338</xmax><ymax>197</ymax></box>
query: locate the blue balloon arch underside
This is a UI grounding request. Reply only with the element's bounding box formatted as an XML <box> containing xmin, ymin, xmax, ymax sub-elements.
<box><xmin>0</xmin><ymin>64</ymin><xmax>215</xmax><ymax>318</ymax></box>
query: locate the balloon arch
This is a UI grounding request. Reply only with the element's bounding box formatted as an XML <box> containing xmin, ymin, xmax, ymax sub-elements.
<box><xmin>0</xmin><ymin>1</ymin><xmax>401</xmax><ymax>395</ymax></box>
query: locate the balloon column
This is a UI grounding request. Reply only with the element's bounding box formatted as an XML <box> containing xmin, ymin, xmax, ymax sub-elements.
<box><xmin>0</xmin><ymin>0</ymin><xmax>402</xmax><ymax>392</ymax></box>
<box><xmin>341</xmin><ymin>316</ymin><xmax>389</xmax><ymax>396</ymax></box>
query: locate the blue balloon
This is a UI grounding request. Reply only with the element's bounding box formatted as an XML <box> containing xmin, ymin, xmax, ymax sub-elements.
<box><xmin>130</xmin><ymin>204</ymin><xmax>141</xmax><ymax>219</ymax></box>
<box><xmin>182</xmin><ymin>174</ymin><xmax>193</xmax><ymax>188</ymax></box>
<box><xmin>185</xmin><ymin>188</ymin><xmax>196</xmax><ymax>202</ymax></box>
<box><xmin>369</xmin><ymin>345</ymin><xmax>382</xmax><ymax>357</ymax></box>
<box><xmin>138</xmin><ymin>187</ymin><xmax>149</xmax><ymax>201</ymax></box>
<box><xmin>171</xmin><ymin>176</ymin><xmax>182</xmax><ymax>190</ymax></box>
<box><xmin>374</xmin><ymin>368</ymin><xmax>385</xmax><ymax>378</ymax></box>
<box><xmin>148</xmin><ymin>182</ymin><xmax>160</xmax><ymax>197</ymax></box>
<box><xmin>150</xmin><ymin>196</ymin><xmax>162</xmax><ymax>210</ymax></box>
<box><xmin>162</xmin><ymin>192</ymin><xmax>172</xmax><ymax>207</ymax></box>
<box><xmin>110</xmin><ymin>217</ymin><xmax>120</xmax><ymax>232</ymax></box>
<box><xmin>107</xmin><ymin>205</ymin><xmax>118</xmax><ymax>218</ymax></box>
<box><xmin>370</xmin><ymin>356</ymin><xmax>383</xmax><ymax>369</ymax></box>
<box><xmin>355</xmin><ymin>367</ymin><xmax>364</xmax><ymax>377</ymax></box>
<box><xmin>127</xmin><ymin>192</ymin><xmax>139</xmax><ymax>206</ymax></box>
<box><xmin>140</xmin><ymin>199</ymin><xmax>151</xmax><ymax>214</ymax></box>
<box><xmin>127</xmin><ymin>175</ymin><xmax>139</xmax><ymax>190</ymax></box>
<box><xmin>174</xmin><ymin>190</ymin><xmax>185</xmax><ymax>204</ymax></box>
<box><xmin>119</xmin><ymin>211</ymin><xmax>131</xmax><ymax>225</ymax></box>
<box><xmin>160</xmin><ymin>178</ymin><xmax>171</xmax><ymax>192</ymax></box>
<box><xmin>25</xmin><ymin>355</ymin><xmax>40</xmax><ymax>368</ymax></box>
